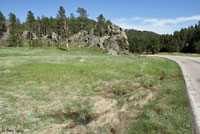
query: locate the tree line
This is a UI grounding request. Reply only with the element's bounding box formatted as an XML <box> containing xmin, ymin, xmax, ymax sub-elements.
<box><xmin>127</xmin><ymin>22</ymin><xmax>200</xmax><ymax>54</ymax></box>
<box><xmin>1</xmin><ymin>6</ymin><xmax>200</xmax><ymax>54</ymax></box>
<box><xmin>0</xmin><ymin>6</ymin><xmax>111</xmax><ymax>47</ymax></box>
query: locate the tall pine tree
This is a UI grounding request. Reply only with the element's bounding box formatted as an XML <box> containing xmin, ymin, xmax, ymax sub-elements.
<box><xmin>8</xmin><ymin>13</ymin><xmax>22</xmax><ymax>47</ymax></box>
<box><xmin>57</xmin><ymin>6</ymin><xmax>66</xmax><ymax>39</ymax></box>
<box><xmin>0</xmin><ymin>11</ymin><xmax>6</xmax><ymax>39</ymax></box>
<box><xmin>26</xmin><ymin>11</ymin><xmax>35</xmax><ymax>42</ymax></box>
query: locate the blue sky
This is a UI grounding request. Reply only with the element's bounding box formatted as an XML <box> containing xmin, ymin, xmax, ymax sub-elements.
<box><xmin>1</xmin><ymin>0</ymin><xmax>200</xmax><ymax>34</ymax></box>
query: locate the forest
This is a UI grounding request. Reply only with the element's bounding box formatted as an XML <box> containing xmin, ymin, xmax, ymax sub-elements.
<box><xmin>0</xmin><ymin>6</ymin><xmax>111</xmax><ymax>47</ymax></box>
<box><xmin>0</xmin><ymin>6</ymin><xmax>200</xmax><ymax>54</ymax></box>
<box><xmin>127</xmin><ymin>22</ymin><xmax>200</xmax><ymax>54</ymax></box>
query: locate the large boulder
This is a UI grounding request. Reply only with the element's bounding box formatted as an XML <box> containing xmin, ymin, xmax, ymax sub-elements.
<box><xmin>51</xmin><ymin>32</ymin><xmax>60</xmax><ymax>42</ymax></box>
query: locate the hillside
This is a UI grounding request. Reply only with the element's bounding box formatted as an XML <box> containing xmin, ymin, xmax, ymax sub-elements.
<box><xmin>0</xmin><ymin>8</ymin><xmax>129</xmax><ymax>55</ymax></box>
<box><xmin>125</xmin><ymin>29</ymin><xmax>160</xmax><ymax>39</ymax></box>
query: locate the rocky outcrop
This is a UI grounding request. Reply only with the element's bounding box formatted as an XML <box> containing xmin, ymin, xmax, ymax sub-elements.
<box><xmin>22</xmin><ymin>31</ymin><xmax>60</xmax><ymax>42</ymax></box>
<box><xmin>0</xmin><ymin>22</ymin><xmax>129</xmax><ymax>55</ymax></box>
<box><xmin>51</xmin><ymin>32</ymin><xmax>60</xmax><ymax>42</ymax></box>
<box><xmin>22</xmin><ymin>31</ymin><xmax>38</xmax><ymax>40</ymax></box>
<box><xmin>69</xmin><ymin>24</ymin><xmax>129</xmax><ymax>55</ymax></box>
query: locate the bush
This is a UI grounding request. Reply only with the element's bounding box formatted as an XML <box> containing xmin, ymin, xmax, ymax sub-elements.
<box><xmin>29</xmin><ymin>40</ymin><xmax>48</xmax><ymax>48</ymax></box>
<box><xmin>193</xmin><ymin>41</ymin><xmax>200</xmax><ymax>53</ymax></box>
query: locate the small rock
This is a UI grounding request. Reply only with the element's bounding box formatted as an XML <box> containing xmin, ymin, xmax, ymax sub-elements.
<box><xmin>0</xmin><ymin>69</ymin><xmax>11</xmax><ymax>74</ymax></box>
<box><xmin>127</xmin><ymin>96</ymin><xmax>135</xmax><ymax>102</ymax></box>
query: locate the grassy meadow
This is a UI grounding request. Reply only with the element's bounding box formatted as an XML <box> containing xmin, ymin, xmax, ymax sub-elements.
<box><xmin>0</xmin><ymin>46</ymin><xmax>192</xmax><ymax>134</ymax></box>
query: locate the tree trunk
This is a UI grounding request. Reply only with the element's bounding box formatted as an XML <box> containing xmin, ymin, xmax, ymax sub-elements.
<box><xmin>64</xmin><ymin>20</ymin><xmax>69</xmax><ymax>52</ymax></box>
<box><xmin>38</xmin><ymin>24</ymin><xmax>41</xmax><ymax>40</ymax></box>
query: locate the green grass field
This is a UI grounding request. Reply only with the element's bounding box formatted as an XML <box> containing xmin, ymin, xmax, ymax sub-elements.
<box><xmin>0</xmin><ymin>46</ymin><xmax>192</xmax><ymax>134</ymax></box>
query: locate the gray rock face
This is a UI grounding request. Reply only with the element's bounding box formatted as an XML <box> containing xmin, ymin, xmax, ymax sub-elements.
<box><xmin>22</xmin><ymin>31</ymin><xmax>29</xmax><ymax>39</ymax></box>
<box><xmin>51</xmin><ymin>32</ymin><xmax>60</xmax><ymax>42</ymax></box>
<box><xmin>69</xmin><ymin>24</ymin><xmax>129</xmax><ymax>55</ymax></box>
<box><xmin>41</xmin><ymin>34</ymin><xmax>49</xmax><ymax>41</ymax></box>
<box><xmin>22</xmin><ymin>31</ymin><xmax>38</xmax><ymax>40</ymax></box>
<box><xmin>21</xmin><ymin>31</ymin><xmax>61</xmax><ymax>42</ymax></box>
<box><xmin>69</xmin><ymin>31</ymin><xmax>89</xmax><ymax>42</ymax></box>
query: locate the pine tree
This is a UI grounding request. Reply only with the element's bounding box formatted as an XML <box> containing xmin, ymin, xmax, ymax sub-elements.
<box><xmin>76</xmin><ymin>7</ymin><xmax>88</xmax><ymax>31</ymax></box>
<box><xmin>0</xmin><ymin>11</ymin><xmax>6</xmax><ymax>38</ymax></box>
<box><xmin>69</xmin><ymin>13</ymin><xmax>78</xmax><ymax>35</ymax></box>
<box><xmin>194</xmin><ymin>41</ymin><xmax>200</xmax><ymax>53</ymax></box>
<box><xmin>150</xmin><ymin>38</ymin><xmax>160</xmax><ymax>54</ymax></box>
<box><xmin>57</xmin><ymin>6</ymin><xmax>66</xmax><ymax>39</ymax></box>
<box><xmin>95</xmin><ymin>14</ymin><xmax>108</xmax><ymax>36</ymax></box>
<box><xmin>36</xmin><ymin>16</ymin><xmax>41</xmax><ymax>38</ymax></box>
<box><xmin>57</xmin><ymin>6</ymin><xmax>69</xmax><ymax>51</ymax></box>
<box><xmin>77</xmin><ymin>7</ymin><xmax>88</xmax><ymax>19</ymax></box>
<box><xmin>26</xmin><ymin>11</ymin><xmax>35</xmax><ymax>42</ymax></box>
<box><xmin>128</xmin><ymin>37</ymin><xmax>141</xmax><ymax>54</ymax></box>
<box><xmin>8</xmin><ymin>13</ymin><xmax>22</xmax><ymax>47</ymax></box>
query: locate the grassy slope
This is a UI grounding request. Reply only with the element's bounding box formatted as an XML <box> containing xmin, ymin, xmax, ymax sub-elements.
<box><xmin>0</xmin><ymin>47</ymin><xmax>192</xmax><ymax>133</ymax></box>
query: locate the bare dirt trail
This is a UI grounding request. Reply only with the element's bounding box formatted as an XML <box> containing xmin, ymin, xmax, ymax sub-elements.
<box><xmin>150</xmin><ymin>55</ymin><xmax>200</xmax><ymax>134</ymax></box>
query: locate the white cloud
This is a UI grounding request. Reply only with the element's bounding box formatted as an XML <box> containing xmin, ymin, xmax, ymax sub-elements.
<box><xmin>112</xmin><ymin>15</ymin><xmax>200</xmax><ymax>34</ymax></box>
<box><xmin>131</xmin><ymin>17</ymin><xmax>143</xmax><ymax>21</ymax></box>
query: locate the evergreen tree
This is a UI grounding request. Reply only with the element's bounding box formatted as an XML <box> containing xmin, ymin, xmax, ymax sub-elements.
<box><xmin>76</xmin><ymin>7</ymin><xmax>89</xmax><ymax>31</ymax></box>
<box><xmin>97</xmin><ymin>14</ymin><xmax>106</xmax><ymax>23</ymax></box>
<box><xmin>95</xmin><ymin>14</ymin><xmax>107</xmax><ymax>36</ymax></box>
<box><xmin>129</xmin><ymin>37</ymin><xmax>141</xmax><ymax>54</ymax></box>
<box><xmin>69</xmin><ymin>13</ymin><xmax>79</xmax><ymax>36</ymax></box>
<box><xmin>168</xmin><ymin>38</ymin><xmax>179</xmax><ymax>53</ymax></box>
<box><xmin>0</xmin><ymin>11</ymin><xmax>6</xmax><ymax>38</ymax></box>
<box><xmin>41</xmin><ymin>16</ymin><xmax>49</xmax><ymax>35</ymax></box>
<box><xmin>193</xmin><ymin>41</ymin><xmax>200</xmax><ymax>53</ymax></box>
<box><xmin>57</xmin><ymin>6</ymin><xmax>66</xmax><ymax>39</ymax></box>
<box><xmin>150</xmin><ymin>38</ymin><xmax>160</xmax><ymax>54</ymax></box>
<box><xmin>36</xmin><ymin>16</ymin><xmax>41</xmax><ymax>38</ymax></box>
<box><xmin>26</xmin><ymin>11</ymin><xmax>35</xmax><ymax>41</ymax></box>
<box><xmin>8</xmin><ymin>13</ymin><xmax>22</xmax><ymax>47</ymax></box>
<box><xmin>77</xmin><ymin>7</ymin><xmax>88</xmax><ymax>19</ymax></box>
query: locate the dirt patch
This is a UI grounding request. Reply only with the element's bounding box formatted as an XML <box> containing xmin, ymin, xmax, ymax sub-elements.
<box><xmin>169</xmin><ymin>71</ymin><xmax>182</xmax><ymax>78</ymax></box>
<box><xmin>49</xmin><ymin>110</ymin><xmax>94</xmax><ymax>125</ymax></box>
<box><xmin>90</xmin><ymin>97</ymin><xmax>118</xmax><ymax>116</ymax></box>
<box><xmin>94</xmin><ymin>82</ymin><xmax>141</xmax><ymax>97</ymax></box>
<box><xmin>134</xmin><ymin>92</ymin><xmax>154</xmax><ymax>107</ymax></box>
<box><xmin>32</xmin><ymin>79</ymin><xmax>158</xmax><ymax>134</ymax></box>
<box><xmin>62</xmin><ymin>95</ymin><xmax>142</xmax><ymax>134</ymax></box>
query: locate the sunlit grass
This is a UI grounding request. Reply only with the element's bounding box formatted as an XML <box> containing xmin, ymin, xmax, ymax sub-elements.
<box><xmin>0</xmin><ymin>47</ymin><xmax>192</xmax><ymax>133</ymax></box>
